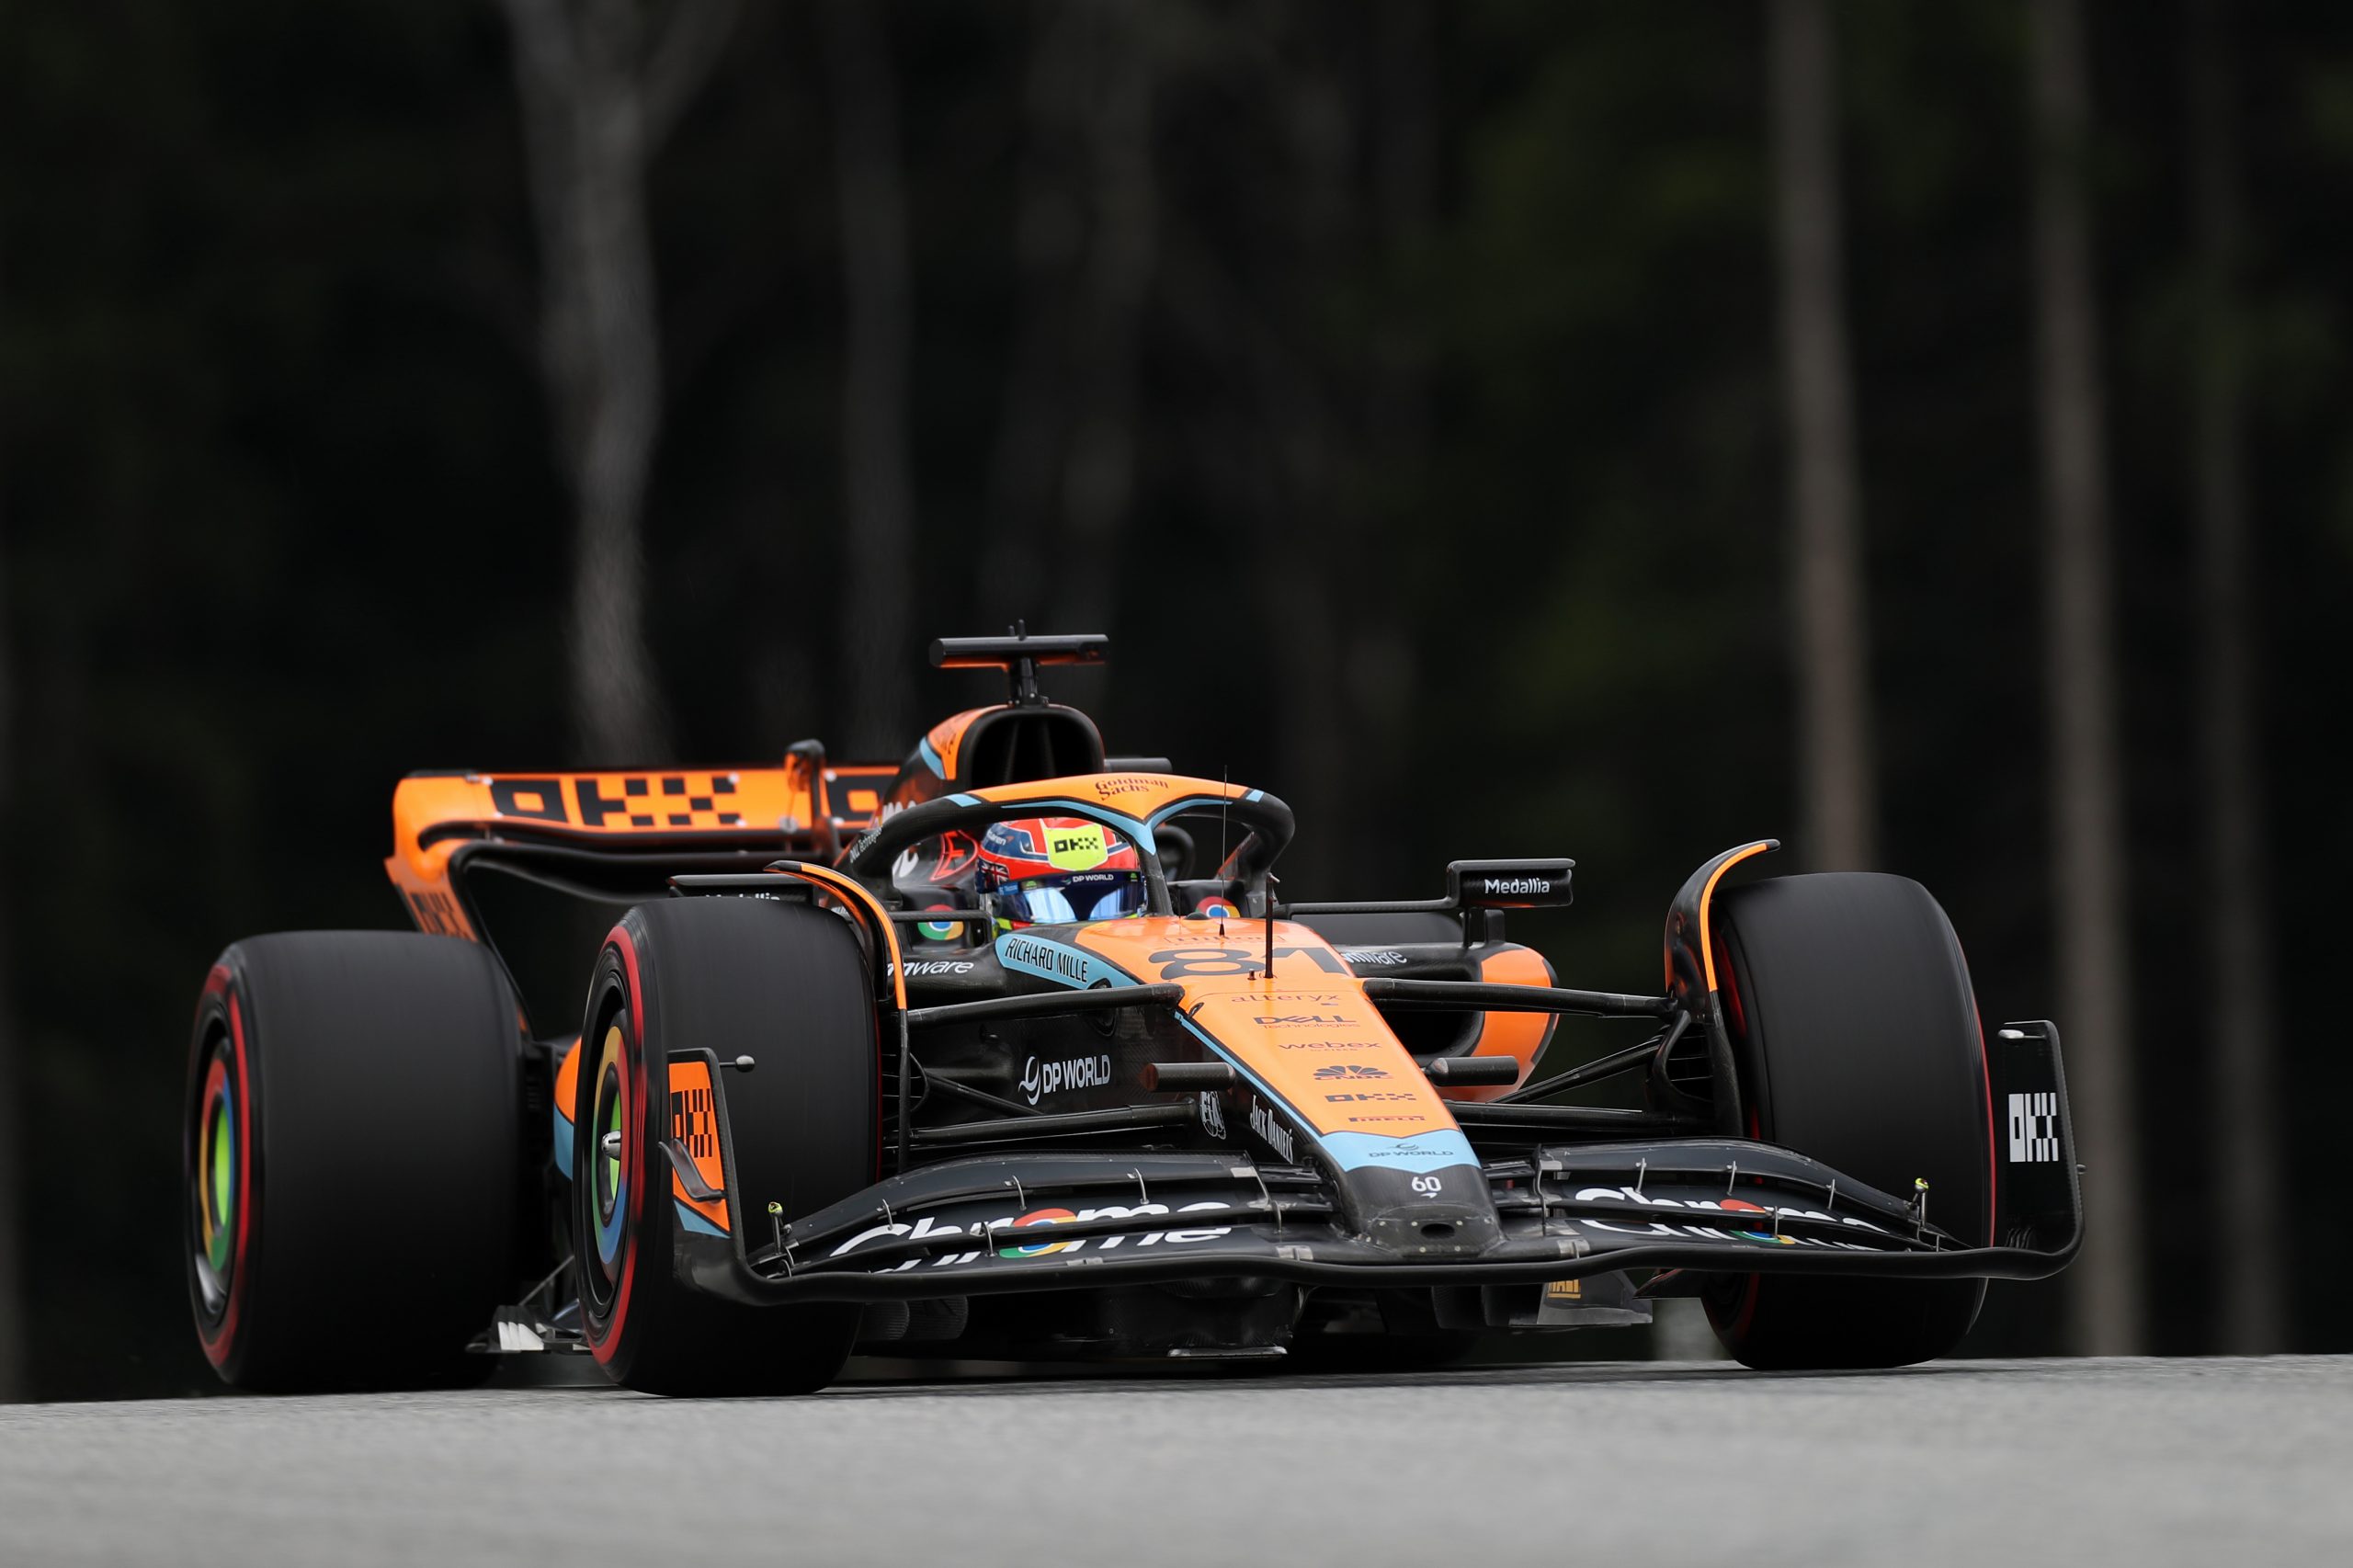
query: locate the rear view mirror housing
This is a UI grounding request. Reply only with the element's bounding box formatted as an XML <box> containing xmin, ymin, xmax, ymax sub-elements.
<box><xmin>1447</xmin><ymin>859</ymin><xmax>1575</xmax><ymax>910</ymax></box>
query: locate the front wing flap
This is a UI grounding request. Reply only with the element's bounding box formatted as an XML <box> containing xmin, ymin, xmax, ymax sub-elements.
<box><xmin>674</xmin><ymin>1060</ymin><xmax>2082</xmax><ymax>1310</ymax></box>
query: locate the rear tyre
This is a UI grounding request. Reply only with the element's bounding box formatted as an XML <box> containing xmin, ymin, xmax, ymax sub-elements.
<box><xmin>1702</xmin><ymin>873</ymin><xmax>1993</xmax><ymax>1370</ymax></box>
<box><xmin>186</xmin><ymin>932</ymin><xmax>523</xmax><ymax>1392</ymax></box>
<box><xmin>574</xmin><ymin>898</ymin><xmax>878</xmax><ymax>1396</ymax></box>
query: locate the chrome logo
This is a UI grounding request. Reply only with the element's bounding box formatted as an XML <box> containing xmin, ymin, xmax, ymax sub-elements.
<box><xmin>998</xmin><ymin>1207</ymin><xmax>1079</xmax><ymax>1257</ymax></box>
<box><xmin>1722</xmin><ymin>1197</ymin><xmax>1796</xmax><ymax>1245</ymax></box>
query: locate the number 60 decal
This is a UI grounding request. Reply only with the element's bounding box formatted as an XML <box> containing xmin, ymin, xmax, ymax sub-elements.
<box><xmin>1410</xmin><ymin>1174</ymin><xmax>1445</xmax><ymax>1197</ymax></box>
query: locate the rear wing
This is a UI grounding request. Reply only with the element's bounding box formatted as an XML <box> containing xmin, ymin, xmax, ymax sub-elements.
<box><xmin>383</xmin><ymin>757</ymin><xmax>897</xmax><ymax>940</ymax></box>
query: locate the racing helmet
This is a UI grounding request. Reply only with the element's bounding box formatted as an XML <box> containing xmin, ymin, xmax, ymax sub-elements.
<box><xmin>976</xmin><ymin>816</ymin><xmax>1147</xmax><ymax>927</ymax></box>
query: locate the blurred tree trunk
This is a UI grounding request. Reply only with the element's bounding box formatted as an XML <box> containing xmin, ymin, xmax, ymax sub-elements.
<box><xmin>1348</xmin><ymin>0</ymin><xmax>1437</xmax><ymax>855</ymax></box>
<box><xmin>1770</xmin><ymin>0</ymin><xmax>1875</xmax><ymax>872</ymax></box>
<box><xmin>1262</xmin><ymin>29</ymin><xmax>1351</xmax><ymax>893</ymax></box>
<box><xmin>1370</xmin><ymin>0</ymin><xmax>1434</xmax><ymax>476</ymax></box>
<box><xmin>980</xmin><ymin>5</ymin><xmax>1092</xmax><ymax>623</ymax></box>
<box><xmin>1047</xmin><ymin>1</ymin><xmax>1156</xmax><ymax>643</ymax></box>
<box><xmin>981</xmin><ymin>2</ymin><xmax>1155</xmax><ymax>660</ymax></box>
<box><xmin>2187</xmin><ymin>0</ymin><xmax>2284</xmax><ymax>1353</ymax></box>
<box><xmin>0</xmin><ymin>312</ymin><xmax>20</xmax><ymax>1402</ymax></box>
<box><xmin>824</xmin><ymin>0</ymin><xmax>917</xmax><ymax>755</ymax></box>
<box><xmin>499</xmin><ymin>0</ymin><xmax>734</xmax><ymax>763</ymax></box>
<box><xmin>2028</xmin><ymin>0</ymin><xmax>2143</xmax><ymax>1356</ymax></box>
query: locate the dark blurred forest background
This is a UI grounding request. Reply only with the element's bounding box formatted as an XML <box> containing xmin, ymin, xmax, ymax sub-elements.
<box><xmin>2</xmin><ymin>0</ymin><xmax>2349</xmax><ymax>1402</ymax></box>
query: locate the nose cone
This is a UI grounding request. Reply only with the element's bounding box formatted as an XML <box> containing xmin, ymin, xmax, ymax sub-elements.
<box><xmin>1347</xmin><ymin>1161</ymin><xmax>1503</xmax><ymax>1257</ymax></box>
<box><xmin>1363</xmin><ymin>1206</ymin><xmax>1503</xmax><ymax>1259</ymax></box>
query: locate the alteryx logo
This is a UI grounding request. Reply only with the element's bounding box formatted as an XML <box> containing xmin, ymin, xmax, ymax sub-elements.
<box><xmin>1313</xmin><ymin>1063</ymin><xmax>1388</xmax><ymax>1080</ymax></box>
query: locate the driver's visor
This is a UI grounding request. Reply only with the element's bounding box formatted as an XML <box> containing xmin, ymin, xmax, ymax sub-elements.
<box><xmin>995</xmin><ymin>869</ymin><xmax>1147</xmax><ymax>926</ymax></box>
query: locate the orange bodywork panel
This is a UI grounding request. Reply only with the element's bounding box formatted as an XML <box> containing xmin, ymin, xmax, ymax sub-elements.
<box><xmin>1071</xmin><ymin>919</ymin><xmax>1464</xmax><ymax>1149</ymax></box>
<box><xmin>961</xmin><ymin>772</ymin><xmax>1254</xmax><ymax>822</ymax></box>
<box><xmin>1440</xmin><ymin>944</ymin><xmax>1561</xmax><ymax>1102</ymax></box>
<box><xmin>381</xmin><ymin>764</ymin><xmax>904</xmax><ymax>938</ymax></box>
<box><xmin>922</xmin><ymin>708</ymin><xmax>992</xmax><ymax>782</ymax></box>
<box><xmin>383</xmin><ymin>767</ymin><xmax>807</xmax><ymax>937</ymax></box>
<box><xmin>667</xmin><ymin>1057</ymin><xmax>731</xmax><ymax>1235</ymax></box>
<box><xmin>554</xmin><ymin>1035</ymin><xmax>582</xmax><ymax>1124</ymax></box>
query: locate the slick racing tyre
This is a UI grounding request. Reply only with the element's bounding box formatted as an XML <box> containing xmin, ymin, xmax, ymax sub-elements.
<box><xmin>1703</xmin><ymin>873</ymin><xmax>1993</xmax><ymax>1370</ymax></box>
<box><xmin>574</xmin><ymin>898</ymin><xmax>878</xmax><ymax>1396</ymax></box>
<box><xmin>187</xmin><ymin>932</ymin><xmax>524</xmax><ymax>1392</ymax></box>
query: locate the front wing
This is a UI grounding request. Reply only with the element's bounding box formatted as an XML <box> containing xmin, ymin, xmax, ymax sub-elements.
<box><xmin>673</xmin><ymin>1022</ymin><xmax>2081</xmax><ymax>1307</ymax></box>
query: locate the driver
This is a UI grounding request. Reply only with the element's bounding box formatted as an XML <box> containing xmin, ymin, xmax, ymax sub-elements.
<box><xmin>974</xmin><ymin>816</ymin><xmax>1148</xmax><ymax>928</ymax></box>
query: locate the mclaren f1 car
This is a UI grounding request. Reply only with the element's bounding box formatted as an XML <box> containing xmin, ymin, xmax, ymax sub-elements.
<box><xmin>185</xmin><ymin>632</ymin><xmax>2079</xmax><ymax>1393</ymax></box>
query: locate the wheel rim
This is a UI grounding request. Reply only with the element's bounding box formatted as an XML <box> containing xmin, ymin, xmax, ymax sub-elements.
<box><xmin>190</xmin><ymin>1044</ymin><xmax>238</xmax><ymax>1317</ymax></box>
<box><xmin>585</xmin><ymin>1020</ymin><xmax>631</xmax><ymax>1306</ymax></box>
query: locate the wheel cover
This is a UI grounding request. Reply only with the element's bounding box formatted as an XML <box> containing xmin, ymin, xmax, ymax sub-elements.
<box><xmin>587</xmin><ymin>1022</ymin><xmax>631</xmax><ymax>1297</ymax></box>
<box><xmin>190</xmin><ymin>1046</ymin><xmax>238</xmax><ymax>1315</ymax></box>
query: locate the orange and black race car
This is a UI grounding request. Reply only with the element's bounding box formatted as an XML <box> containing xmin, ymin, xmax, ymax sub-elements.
<box><xmin>184</xmin><ymin>632</ymin><xmax>2080</xmax><ymax>1394</ymax></box>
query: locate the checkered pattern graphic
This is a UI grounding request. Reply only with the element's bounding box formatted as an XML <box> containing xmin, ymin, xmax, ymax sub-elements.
<box><xmin>2007</xmin><ymin>1091</ymin><xmax>2061</xmax><ymax>1163</ymax></box>
<box><xmin>670</xmin><ymin>1085</ymin><xmax>717</xmax><ymax>1161</ymax></box>
<box><xmin>576</xmin><ymin>773</ymin><xmax>744</xmax><ymax>829</ymax></box>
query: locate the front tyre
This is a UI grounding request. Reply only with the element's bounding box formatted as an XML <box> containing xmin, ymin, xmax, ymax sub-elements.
<box><xmin>1703</xmin><ymin>873</ymin><xmax>1994</xmax><ymax>1369</ymax></box>
<box><xmin>574</xmin><ymin>898</ymin><xmax>879</xmax><ymax>1396</ymax></box>
<box><xmin>187</xmin><ymin>932</ymin><xmax>523</xmax><ymax>1392</ymax></box>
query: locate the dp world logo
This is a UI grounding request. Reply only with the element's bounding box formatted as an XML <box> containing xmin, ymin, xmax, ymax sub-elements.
<box><xmin>1020</xmin><ymin>1052</ymin><xmax>1112</xmax><ymax>1106</ymax></box>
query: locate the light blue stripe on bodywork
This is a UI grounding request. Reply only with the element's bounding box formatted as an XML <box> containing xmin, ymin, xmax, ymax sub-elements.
<box><xmin>995</xmin><ymin>931</ymin><xmax>1143</xmax><ymax>991</ymax></box>
<box><xmin>553</xmin><ymin>1106</ymin><xmax>574</xmax><ymax>1180</ymax></box>
<box><xmin>919</xmin><ymin>737</ymin><xmax>946</xmax><ymax>777</ymax></box>
<box><xmin>676</xmin><ymin>1201</ymin><xmax>727</xmax><ymax>1238</ymax></box>
<box><xmin>1315</xmin><ymin>1129</ymin><xmax>1481</xmax><ymax>1175</ymax></box>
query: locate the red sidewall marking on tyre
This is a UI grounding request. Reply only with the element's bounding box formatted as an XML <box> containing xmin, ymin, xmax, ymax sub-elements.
<box><xmin>199</xmin><ymin>968</ymin><xmax>255</xmax><ymax>1368</ymax></box>
<box><xmin>592</xmin><ymin>926</ymin><xmax>648</xmax><ymax>1367</ymax></box>
<box><xmin>1975</xmin><ymin>1004</ymin><xmax>1995</xmax><ymax>1246</ymax></box>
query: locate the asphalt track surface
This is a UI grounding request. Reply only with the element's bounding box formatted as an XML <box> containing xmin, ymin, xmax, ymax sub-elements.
<box><xmin>2</xmin><ymin>1355</ymin><xmax>2347</xmax><ymax>1567</ymax></box>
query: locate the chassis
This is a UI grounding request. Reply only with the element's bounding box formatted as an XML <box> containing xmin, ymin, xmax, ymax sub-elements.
<box><xmin>187</xmin><ymin>633</ymin><xmax>2079</xmax><ymax>1393</ymax></box>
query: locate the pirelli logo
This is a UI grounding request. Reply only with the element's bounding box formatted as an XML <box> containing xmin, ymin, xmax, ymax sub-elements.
<box><xmin>2007</xmin><ymin>1092</ymin><xmax>2060</xmax><ymax>1163</ymax></box>
<box><xmin>671</xmin><ymin>1085</ymin><xmax>719</xmax><ymax>1161</ymax></box>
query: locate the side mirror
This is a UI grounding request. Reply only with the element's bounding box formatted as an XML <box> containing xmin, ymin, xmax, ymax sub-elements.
<box><xmin>1447</xmin><ymin>859</ymin><xmax>1574</xmax><ymax>910</ymax></box>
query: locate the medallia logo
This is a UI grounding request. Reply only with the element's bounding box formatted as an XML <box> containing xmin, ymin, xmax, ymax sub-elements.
<box><xmin>1020</xmin><ymin>1052</ymin><xmax>1112</xmax><ymax>1105</ymax></box>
